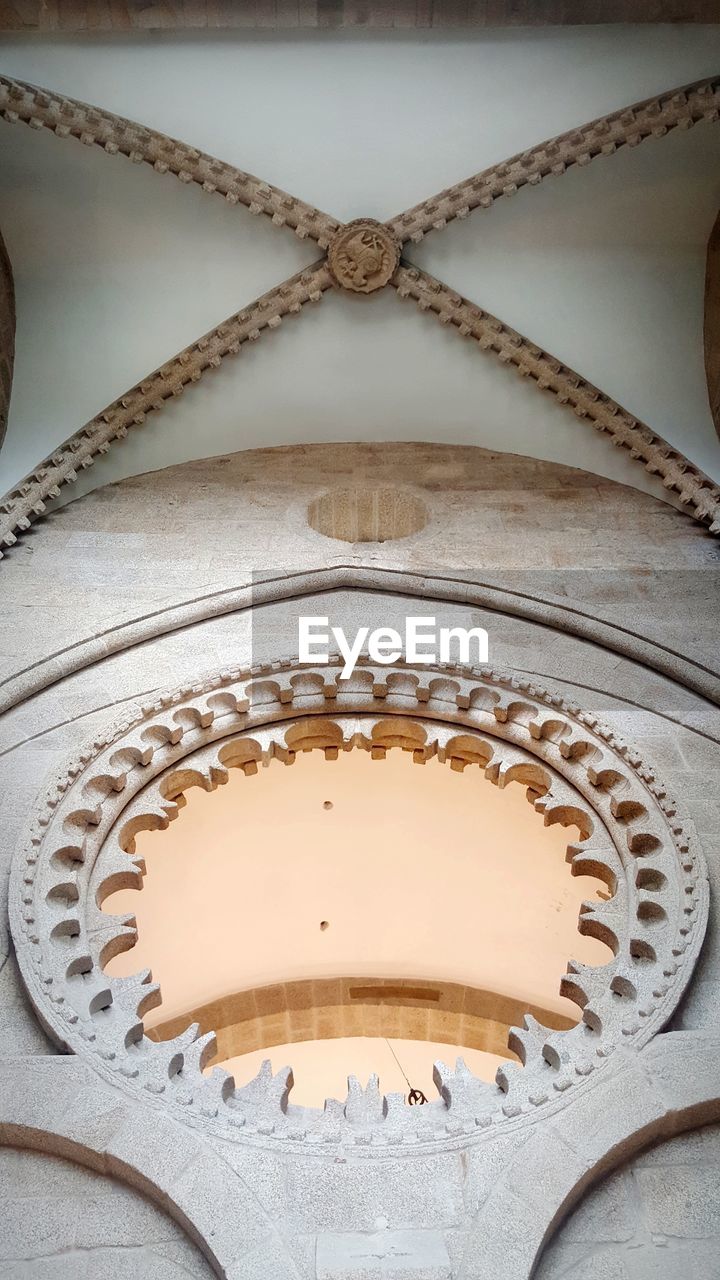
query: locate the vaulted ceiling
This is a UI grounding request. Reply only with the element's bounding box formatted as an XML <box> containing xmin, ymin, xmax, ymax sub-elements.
<box><xmin>1</xmin><ymin>26</ymin><xmax>720</xmax><ymax>547</ymax></box>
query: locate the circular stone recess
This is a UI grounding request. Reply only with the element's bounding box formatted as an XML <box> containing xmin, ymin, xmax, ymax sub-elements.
<box><xmin>327</xmin><ymin>219</ymin><xmax>401</xmax><ymax>293</ymax></box>
<box><xmin>307</xmin><ymin>485</ymin><xmax>428</xmax><ymax>543</ymax></box>
<box><xmin>10</xmin><ymin>658</ymin><xmax>708</xmax><ymax>1154</ymax></box>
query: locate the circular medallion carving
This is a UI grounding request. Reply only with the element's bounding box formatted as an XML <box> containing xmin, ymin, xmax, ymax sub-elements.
<box><xmin>328</xmin><ymin>219</ymin><xmax>400</xmax><ymax>293</ymax></box>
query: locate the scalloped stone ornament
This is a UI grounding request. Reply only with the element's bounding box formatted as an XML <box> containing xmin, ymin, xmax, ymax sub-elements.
<box><xmin>10</xmin><ymin>658</ymin><xmax>708</xmax><ymax>1155</ymax></box>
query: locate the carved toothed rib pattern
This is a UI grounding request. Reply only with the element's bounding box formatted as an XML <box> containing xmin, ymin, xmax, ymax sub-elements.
<box><xmin>0</xmin><ymin>76</ymin><xmax>340</xmax><ymax>247</ymax></box>
<box><xmin>386</xmin><ymin>77</ymin><xmax>720</xmax><ymax>243</ymax></box>
<box><xmin>393</xmin><ymin>264</ymin><xmax>720</xmax><ymax>532</ymax></box>
<box><xmin>0</xmin><ymin>263</ymin><xmax>332</xmax><ymax>556</ymax></box>
<box><xmin>11</xmin><ymin>658</ymin><xmax>707</xmax><ymax>1151</ymax></box>
<box><xmin>1</xmin><ymin>74</ymin><xmax>719</xmax><ymax>551</ymax></box>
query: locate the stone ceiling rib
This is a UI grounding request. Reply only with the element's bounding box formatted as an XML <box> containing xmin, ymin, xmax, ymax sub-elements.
<box><xmin>386</xmin><ymin>76</ymin><xmax>720</xmax><ymax>245</ymax></box>
<box><xmin>0</xmin><ymin>263</ymin><xmax>332</xmax><ymax>555</ymax></box>
<box><xmin>0</xmin><ymin>75</ymin><xmax>340</xmax><ymax>248</ymax></box>
<box><xmin>392</xmin><ymin>264</ymin><xmax>720</xmax><ymax>531</ymax></box>
<box><xmin>1</xmin><ymin>72</ymin><xmax>719</xmax><ymax>554</ymax></box>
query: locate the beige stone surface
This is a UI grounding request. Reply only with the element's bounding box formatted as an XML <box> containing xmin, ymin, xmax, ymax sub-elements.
<box><xmin>1</xmin><ymin>442</ymin><xmax>717</xmax><ymax>696</ymax></box>
<box><xmin>1</xmin><ymin>23</ymin><xmax>719</xmax><ymax>1272</ymax></box>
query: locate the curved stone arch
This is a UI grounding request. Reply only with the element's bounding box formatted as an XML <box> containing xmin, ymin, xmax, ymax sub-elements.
<box><xmin>461</xmin><ymin>1029</ymin><xmax>720</xmax><ymax>1280</ymax></box>
<box><xmin>0</xmin><ymin>75</ymin><xmax>339</xmax><ymax>246</ymax></box>
<box><xmin>0</xmin><ymin>1056</ymin><xmax>281</xmax><ymax>1279</ymax></box>
<box><xmin>1</xmin><ymin>1040</ymin><xmax>719</xmax><ymax>1280</ymax></box>
<box><xmin>2</xmin><ymin>562</ymin><xmax>718</xmax><ymax>720</ymax></box>
<box><xmin>10</xmin><ymin>658</ymin><xmax>708</xmax><ymax>1154</ymax></box>
<box><xmin>148</xmin><ymin>976</ymin><xmax>575</xmax><ymax>1068</ymax></box>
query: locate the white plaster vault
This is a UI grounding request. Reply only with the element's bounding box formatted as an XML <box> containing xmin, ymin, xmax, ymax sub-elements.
<box><xmin>2</xmin><ymin>64</ymin><xmax>720</xmax><ymax>546</ymax></box>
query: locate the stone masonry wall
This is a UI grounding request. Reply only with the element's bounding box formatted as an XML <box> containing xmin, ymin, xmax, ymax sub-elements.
<box><xmin>0</xmin><ymin>1148</ymin><xmax>212</xmax><ymax>1279</ymax></box>
<box><xmin>539</xmin><ymin>1124</ymin><xmax>720</xmax><ymax>1279</ymax></box>
<box><xmin>0</xmin><ymin>443</ymin><xmax>718</xmax><ymax>1276</ymax></box>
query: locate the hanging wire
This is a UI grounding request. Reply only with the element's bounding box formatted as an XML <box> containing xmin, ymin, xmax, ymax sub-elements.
<box><xmin>384</xmin><ymin>1038</ymin><xmax>428</xmax><ymax>1105</ymax></box>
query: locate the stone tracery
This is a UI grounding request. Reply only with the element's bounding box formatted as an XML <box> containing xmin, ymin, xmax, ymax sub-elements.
<box><xmin>10</xmin><ymin>657</ymin><xmax>708</xmax><ymax>1150</ymax></box>
<box><xmin>1</xmin><ymin>71</ymin><xmax>720</xmax><ymax>553</ymax></box>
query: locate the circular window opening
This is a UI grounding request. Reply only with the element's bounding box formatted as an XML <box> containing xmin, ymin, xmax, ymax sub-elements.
<box><xmin>104</xmin><ymin>742</ymin><xmax>610</xmax><ymax>1109</ymax></box>
<box><xmin>307</xmin><ymin>486</ymin><xmax>428</xmax><ymax>544</ymax></box>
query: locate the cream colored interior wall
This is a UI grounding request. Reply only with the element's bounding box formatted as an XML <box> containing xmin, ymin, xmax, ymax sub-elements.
<box><xmin>106</xmin><ymin>748</ymin><xmax>608</xmax><ymax>1105</ymax></box>
<box><xmin>1</xmin><ymin>26</ymin><xmax>720</xmax><ymax>500</ymax></box>
<box><xmin>223</xmin><ymin>1037</ymin><xmax>510</xmax><ymax>1109</ymax></box>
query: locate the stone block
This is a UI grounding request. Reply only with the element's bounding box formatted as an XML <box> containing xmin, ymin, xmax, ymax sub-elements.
<box><xmin>635</xmin><ymin>1165</ymin><xmax>720</xmax><ymax>1238</ymax></box>
<box><xmin>316</xmin><ymin>1227</ymin><xmax>451</xmax><ymax>1278</ymax></box>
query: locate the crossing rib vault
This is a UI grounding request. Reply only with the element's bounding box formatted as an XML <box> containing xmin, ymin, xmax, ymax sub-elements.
<box><xmin>1</xmin><ymin>32</ymin><xmax>720</xmax><ymax>541</ymax></box>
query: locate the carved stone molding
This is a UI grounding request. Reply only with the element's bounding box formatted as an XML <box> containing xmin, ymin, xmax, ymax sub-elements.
<box><xmin>394</xmin><ymin>263</ymin><xmax>720</xmax><ymax>528</ymax></box>
<box><xmin>386</xmin><ymin>78</ymin><xmax>720</xmax><ymax>243</ymax></box>
<box><xmin>10</xmin><ymin>658</ymin><xmax>708</xmax><ymax>1153</ymax></box>
<box><xmin>1</xmin><ymin>72</ymin><xmax>719</xmax><ymax>552</ymax></box>
<box><xmin>0</xmin><ymin>261</ymin><xmax>332</xmax><ymax>555</ymax></box>
<box><xmin>0</xmin><ymin>77</ymin><xmax>339</xmax><ymax>247</ymax></box>
<box><xmin>328</xmin><ymin>220</ymin><xmax>400</xmax><ymax>293</ymax></box>
<box><xmin>2</xmin><ymin>562</ymin><xmax>718</xmax><ymax>722</ymax></box>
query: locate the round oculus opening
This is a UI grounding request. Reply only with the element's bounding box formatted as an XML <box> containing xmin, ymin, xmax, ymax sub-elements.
<box><xmin>104</xmin><ymin>742</ymin><xmax>612</xmax><ymax>1109</ymax></box>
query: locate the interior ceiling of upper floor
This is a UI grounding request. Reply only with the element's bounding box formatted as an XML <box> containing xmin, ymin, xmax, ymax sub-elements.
<box><xmin>1</xmin><ymin>26</ymin><xmax>720</xmax><ymax>505</ymax></box>
<box><xmin>105</xmin><ymin>745</ymin><xmax>609</xmax><ymax>1107</ymax></box>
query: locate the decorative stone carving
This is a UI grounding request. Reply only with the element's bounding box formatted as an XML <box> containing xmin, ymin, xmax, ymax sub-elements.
<box><xmin>386</xmin><ymin>77</ymin><xmax>720</xmax><ymax>243</ymax></box>
<box><xmin>9</xmin><ymin>657</ymin><xmax>708</xmax><ymax>1151</ymax></box>
<box><xmin>327</xmin><ymin>219</ymin><xmax>400</xmax><ymax>293</ymax></box>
